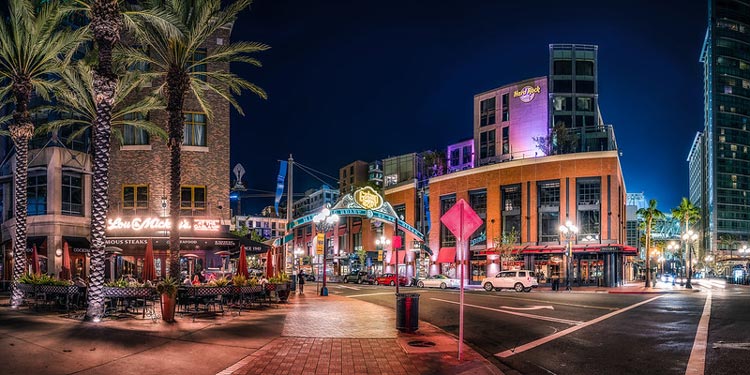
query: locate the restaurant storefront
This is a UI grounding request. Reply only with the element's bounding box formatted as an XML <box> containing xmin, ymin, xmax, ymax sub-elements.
<box><xmin>104</xmin><ymin>216</ymin><xmax>247</xmax><ymax>281</ymax></box>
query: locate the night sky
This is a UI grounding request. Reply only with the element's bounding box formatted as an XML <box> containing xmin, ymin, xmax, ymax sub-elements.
<box><xmin>228</xmin><ymin>0</ymin><xmax>707</xmax><ymax>215</ymax></box>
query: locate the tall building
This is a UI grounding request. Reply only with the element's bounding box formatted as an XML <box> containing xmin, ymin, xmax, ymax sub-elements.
<box><xmin>292</xmin><ymin>185</ymin><xmax>340</xmax><ymax>217</ymax></box>
<box><xmin>474</xmin><ymin>77</ymin><xmax>549</xmax><ymax>166</ymax></box>
<box><xmin>447</xmin><ymin>138</ymin><xmax>474</xmax><ymax>173</ymax></box>
<box><xmin>700</xmin><ymin>0</ymin><xmax>750</xmax><ymax>252</ymax></box>
<box><xmin>549</xmin><ymin>44</ymin><xmax>617</xmax><ymax>154</ymax></box>
<box><xmin>339</xmin><ymin>160</ymin><xmax>369</xmax><ymax>194</ymax></box>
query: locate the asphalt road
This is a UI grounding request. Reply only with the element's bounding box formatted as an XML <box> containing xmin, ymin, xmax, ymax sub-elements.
<box><xmin>326</xmin><ymin>280</ymin><xmax>750</xmax><ymax>375</ymax></box>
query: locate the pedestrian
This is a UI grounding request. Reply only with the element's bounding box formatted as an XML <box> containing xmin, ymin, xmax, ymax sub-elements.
<box><xmin>297</xmin><ymin>271</ymin><xmax>305</xmax><ymax>294</ymax></box>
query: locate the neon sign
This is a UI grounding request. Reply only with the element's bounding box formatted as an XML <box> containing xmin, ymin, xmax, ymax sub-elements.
<box><xmin>354</xmin><ymin>186</ymin><xmax>383</xmax><ymax>210</ymax></box>
<box><xmin>107</xmin><ymin>217</ymin><xmax>221</xmax><ymax>232</ymax></box>
<box><xmin>513</xmin><ymin>85</ymin><xmax>541</xmax><ymax>103</ymax></box>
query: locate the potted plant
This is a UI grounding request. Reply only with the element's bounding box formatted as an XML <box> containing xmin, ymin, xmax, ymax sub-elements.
<box><xmin>156</xmin><ymin>276</ymin><xmax>179</xmax><ymax>322</ymax></box>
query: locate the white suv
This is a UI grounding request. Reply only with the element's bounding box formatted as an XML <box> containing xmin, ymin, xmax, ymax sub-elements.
<box><xmin>482</xmin><ymin>270</ymin><xmax>538</xmax><ymax>292</ymax></box>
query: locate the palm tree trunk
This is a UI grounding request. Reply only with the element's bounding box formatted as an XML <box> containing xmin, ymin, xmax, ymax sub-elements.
<box><xmin>85</xmin><ymin>1</ymin><xmax>122</xmax><ymax>321</ymax></box>
<box><xmin>645</xmin><ymin>222</ymin><xmax>651</xmax><ymax>288</ymax></box>
<box><xmin>85</xmin><ymin>70</ymin><xmax>117</xmax><ymax>321</ymax></box>
<box><xmin>166</xmin><ymin>68</ymin><xmax>189</xmax><ymax>279</ymax></box>
<box><xmin>9</xmin><ymin>79</ymin><xmax>34</xmax><ymax>308</ymax></box>
<box><xmin>9</xmin><ymin>123</ymin><xmax>33</xmax><ymax>308</ymax></box>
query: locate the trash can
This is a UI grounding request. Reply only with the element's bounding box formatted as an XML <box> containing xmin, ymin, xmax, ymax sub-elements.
<box><xmin>396</xmin><ymin>293</ymin><xmax>420</xmax><ymax>332</ymax></box>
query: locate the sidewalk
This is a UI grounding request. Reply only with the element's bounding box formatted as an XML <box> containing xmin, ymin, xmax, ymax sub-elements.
<box><xmin>528</xmin><ymin>280</ymin><xmax>705</xmax><ymax>294</ymax></box>
<box><xmin>0</xmin><ymin>291</ymin><xmax>503</xmax><ymax>375</ymax></box>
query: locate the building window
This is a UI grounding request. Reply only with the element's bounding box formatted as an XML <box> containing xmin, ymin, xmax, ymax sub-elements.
<box><xmin>183</xmin><ymin>112</ymin><xmax>207</xmax><ymax>146</ymax></box>
<box><xmin>469</xmin><ymin>190</ymin><xmax>487</xmax><ymax>246</ymax></box>
<box><xmin>123</xmin><ymin>185</ymin><xmax>149</xmax><ymax>209</ymax></box>
<box><xmin>502</xmin><ymin>93</ymin><xmax>509</xmax><ymax>122</ymax></box>
<box><xmin>462</xmin><ymin>146</ymin><xmax>472</xmax><ymax>164</ymax></box>
<box><xmin>577</xmin><ymin>178</ymin><xmax>601</xmax><ymax>239</ymax></box>
<box><xmin>189</xmin><ymin>47</ymin><xmax>207</xmax><ymax>81</ymax></box>
<box><xmin>385</xmin><ymin>174</ymin><xmax>398</xmax><ymax>187</ymax></box>
<box><xmin>501</xmin><ymin>185</ymin><xmax>521</xmax><ymax>237</ymax></box>
<box><xmin>28</xmin><ymin>173</ymin><xmax>47</xmax><ymax>216</ymax></box>
<box><xmin>480</xmin><ymin>130</ymin><xmax>496</xmax><ymax>159</ymax></box>
<box><xmin>538</xmin><ymin>181</ymin><xmax>560</xmax><ymax>242</ymax></box>
<box><xmin>576</xmin><ymin>97</ymin><xmax>592</xmax><ymax>112</ymax></box>
<box><xmin>122</xmin><ymin>113</ymin><xmax>150</xmax><ymax>145</ymax></box>
<box><xmin>502</xmin><ymin>127</ymin><xmax>509</xmax><ymax>155</ymax></box>
<box><xmin>553</xmin><ymin>60</ymin><xmax>572</xmax><ymax>75</ymax></box>
<box><xmin>576</xmin><ymin>80</ymin><xmax>595</xmax><ymax>94</ymax></box>
<box><xmin>480</xmin><ymin>97</ymin><xmax>496</xmax><ymax>126</ymax></box>
<box><xmin>62</xmin><ymin>172</ymin><xmax>83</xmax><ymax>216</ymax></box>
<box><xmin>181</xmin><ymin>185</ymin><xmax>206</xmax><ymax>210</ymax></box>
<box><xmin>576</xmin><ymin>60</ymin><xmax>594</xmax><ymax>76</ymax></box>
<box><xmin>450</xmin><ymin>149</ymin><xmax>460</xmax><ymax>167</ymax></box>
<box><xmin>440</xmin><ymin>194</ymin><xmax>456</xmax><ymax>247</ymax></box>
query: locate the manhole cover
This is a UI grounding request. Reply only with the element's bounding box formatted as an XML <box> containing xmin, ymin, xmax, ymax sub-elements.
<box><xmin>407</xmin><ymin>340</ymin><xmax>436</xmax><ymax>348</ymax></box>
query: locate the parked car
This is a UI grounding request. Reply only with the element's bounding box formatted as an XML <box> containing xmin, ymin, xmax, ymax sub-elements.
<box><xmin>482</xmin><ymin>270</ymin><xmax>538</xmax><ymax>292</ymax></box>
<box><xmin>416</xmin><ymin>274</ymin><xmax>460</xmax><ymax>289</ymax></box>
<box><xmin>344</xmin><ymin>271</ymin><xmax>374</xmax><ymax>284</ymax></box>
<box><xmin>374</xmin><ymin>273</ymin><xmax>409</xmax><ymax>286</ymax></box>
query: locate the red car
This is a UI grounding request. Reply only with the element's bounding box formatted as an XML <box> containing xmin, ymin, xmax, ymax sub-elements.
<box><xmin>374</xmin><ymin>273</ymin><xmax>409</xmax><ymax>286</ymax></box>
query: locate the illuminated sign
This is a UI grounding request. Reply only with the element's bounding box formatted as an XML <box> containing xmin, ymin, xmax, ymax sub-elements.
<box><xmin>107</xmin><ymin>217</ymin><xmax>221</xmax><ymax>232</ymax></box>
<box><xmin>513</xmin><ymin>85</ymin><xmax>541</xmax><ymax>103</ymax></box>
<box><xmin>354</xmin><ymin>187</ymin><xmax>383</xmax><ymax>210</ymax></box>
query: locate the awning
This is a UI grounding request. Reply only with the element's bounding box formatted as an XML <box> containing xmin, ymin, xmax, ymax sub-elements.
<box><xmin>230</xmin><ymin>239</ymin><xmax>270</xmax><ymax>257</ymax></box>
<box><xmin>388</xmin><ymin>250</ymin><xmax>406</xmax><ymax>265</ymax></box>
<box><xmin>25</xmin><ymin>236</ymin><xmax>47</xmax><ymax>252</ymax></box>
<box><xmin>436</xmin><ymin>247</ymin><xmax>456</xmax><ymax>263</ymax></box>
<box><xmin>63</xmin><ymin>236</ymin><xmax>90</xmax><ymax>254</ymax></box>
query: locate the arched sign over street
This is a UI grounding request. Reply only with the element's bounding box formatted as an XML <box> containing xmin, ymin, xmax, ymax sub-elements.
<box><xmin>283</xmin><ymin>187</ymin><xmax>424</xmax><ymax>244</ymax></box>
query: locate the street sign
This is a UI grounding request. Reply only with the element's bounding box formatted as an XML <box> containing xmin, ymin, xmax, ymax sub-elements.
<box><xmin>440</xmin><ymin>199</ymin><xmax>483</xmax><ymax>242</ymax></box>
<box><xmin>316</xmin><ymin>233</ymin><xmax>324</xmax><ymax>254</ymax></box>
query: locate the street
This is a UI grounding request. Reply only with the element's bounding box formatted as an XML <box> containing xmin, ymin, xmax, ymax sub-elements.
<box><xmin>327</xmin><ymin>280</ymin><xmax>750</xmax><ymax>375</ymax></box>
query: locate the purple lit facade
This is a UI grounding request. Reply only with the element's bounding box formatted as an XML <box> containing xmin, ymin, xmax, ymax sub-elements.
<box><xmin>474</xmin><ymin>77</ymin><xmax>549</xmax><ymax>166</ymax></box>
<box><xmin>446</xmin><ymin>138</ymin><xmax>474</xmax><ymax>173</ymax></box>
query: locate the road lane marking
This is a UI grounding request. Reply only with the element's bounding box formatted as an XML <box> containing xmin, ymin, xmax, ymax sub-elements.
<box><xmin>336</xmin><ymin>285</ymin><xmax>362</xmax><ymax>290</ymax></box>
<box><xmin>431</xmin><ymin>298</ymin><xmax>581</xmax><ymax>325</ymax></box>
<box><xmin>348</xmin><ymin>292</ymin><xmax>396</xmax><ymax>298</ymax></box>
<box><xmin>496</xmin><ymin>295</ymin><xmax>664</xmax><ymax>358</ymax></box>
<box><xmin>469</xmin><ymin>293</ymin><xmax>619</xmax><ymax>311</ymax></box>
<box><xmin>712</xmin><ymin>342</ymin><xmax>750</xmax><ymax>350</ymax></box>
<box><xmin>686</xmin><ymin>292</ymin><xmax>712</xmax><ymax>375</ymax></box>
<box><xmin>500</xmin><ymin>305</ymin><xmax>554</xmax><ymax>311</ymax></box>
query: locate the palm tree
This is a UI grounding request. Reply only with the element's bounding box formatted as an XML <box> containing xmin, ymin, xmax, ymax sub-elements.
<box><xmin>0</xmin><ymin>0</ymin><xmax>84</xmax><ymax>308</ymax></box>
<box><xmin>672</xmin><ymin>197</ymin><xmax>700</xmax><ymax>288</ymax></box>
<box><xmin>122</xmin><ymin>0</ymin><xmax>269</xmax><ymax>278</ymax></box>
<box><xmin>637</xmin><ymin>199</ymin><xmax>665</xmax><ymax>288</ymax></box>
<box><xmin>62</xmin><ymin>0</ymin><xmax>176</xmax><ymax>321</ymax></box>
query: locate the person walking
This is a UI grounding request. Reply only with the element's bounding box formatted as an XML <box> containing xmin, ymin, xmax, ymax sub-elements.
<box><xmin>297</xmin><ymin>271</ymin><xmax>306</xmax><ymax>294</ymax></box>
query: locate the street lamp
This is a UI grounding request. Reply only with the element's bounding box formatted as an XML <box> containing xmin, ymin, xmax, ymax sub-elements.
<box><xmin>682</xmin><ymin>229</ymin><xmax>699</xmax><ymax>289</ymax></box>
<box><xmin>558</xmin><ymin>220</ymin><xmax>578</xmax><ymax>291</ymax></box>
<box><xmin>667</xmin><ymin>241</ymin><xmax>679</xmax><ymax>285</ymax></box>
<box><xmin>375</xmin><ymin>235</ymin><xmax>391</xmax><ymax>274</ymax></box>
<box><xmin>313</xmin><ymin>206</ymin><xmax>339</xmax><ymax>296</ymax></box>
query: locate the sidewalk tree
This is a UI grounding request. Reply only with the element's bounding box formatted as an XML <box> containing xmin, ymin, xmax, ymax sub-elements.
<box><xmin>493</xmin><ymin>227</ymin><xmax>519</xmax><ymax>272</ymax></box>
<box><xmin>0</xmin><ymin>0</ymin><xmax>84</xmax><ymax>308</ymax></box>
<box><xmin>637</xmin><ymin>199</ymin><xmax>664</xmax><ymax>288</ymax></box>
<box><xmin>119</xmin><ymin>0</ymin><xmax>269</xmax><ymax>278</ymax></box>
<box><xmin>672</xmin><ymin>197</ymin><xmax>700</xmax><ymax>283</ymax></box>
<box><xmin>62</xmin><ymin>0</ymin><xmax>176</xmax><ymax>322</ymax></box>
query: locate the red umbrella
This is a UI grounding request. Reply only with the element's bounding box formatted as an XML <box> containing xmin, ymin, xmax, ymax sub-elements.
<box><xmin>265</xmin><ymin>248</ymin><xmax>274</xmax><ymax>278</ymax></box>
<box><xmin>236</xmin><ymin>245</ymin><xmax>249</xmax><ymax>278</ymax></box>
<box><xmin>143</xmin><ymin>239</ymin><xmax>156</xmax><ymax>281</ymax></box>
<box><xmin>32</xmin><ymin>244</ymin><xmax>40</xmax><ymax>275</ymax></box>
<box><xmin>61</xmin><ymin>241</ymin><xmax>72</xmax><ymax>280</ymax></box>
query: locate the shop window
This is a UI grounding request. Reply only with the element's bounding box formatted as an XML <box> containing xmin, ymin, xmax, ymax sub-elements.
<box><xmin>184</xmin><ymin>112</ymin><xmax>207</xmax><ymax>146</ymax></box>
<box><xmin>538</xmin><ymin>181</ymin><xmax>560</xmax><ymax>243</ymax></box>
<box><xmin>502</xmin><ymin>185</ymin><xmax>521</xmax><ymax>236</ymax></box>
<box><xmin>480</xmin><ymin>97</ymin><xmax>496</xmax><ymax>126</ymax></box>
<box><xmin>62</xmin><ymin>172</ymin><xmax>83</xmax><ymax>216</ymax></box>
<box><xmin>539</xmin><ymin>212</ymin><xmax>560</xmax><ymax>243</ymax></box>
<box><xmin>181</xmin><ymin>185</ymin><xmax>206</xmax><ymax>210</ymax></box>
<box><xmin>28</xmin><ymin>173</ymin><xmax>47</xmax><ymax>216</ymax></box>
<box><xmin>123</xmin><ymin>185</ymin><xmax>148</xmax><ymax>210</ymax></box>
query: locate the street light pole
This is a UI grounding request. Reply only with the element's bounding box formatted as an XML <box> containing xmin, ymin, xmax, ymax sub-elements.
<box><xmin>559</xmin><ymin>220</ymin><xmax>578</xmax><ymax>291</ymax></box>
<box><xmin>313</xmin><ymin>206</ymin><xmax>339</xmax><ymax>297</ymax></box>
<box><xmin>682</xmin><ymin>229</ymin><xmax>698</xmax><ymax>289</ymax></box>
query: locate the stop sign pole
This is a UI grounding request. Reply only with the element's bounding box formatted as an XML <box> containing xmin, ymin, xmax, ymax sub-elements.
<box><xmin>440</xmin><ymin>199</ymin><xmax>483</xmax><ymax>360</ymax></box>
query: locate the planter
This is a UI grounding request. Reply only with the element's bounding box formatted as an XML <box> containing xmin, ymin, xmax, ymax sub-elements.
<box><xmin>160</xmin><ymin>294</ymin><xmax>177</xmax><ymax>322</ymax></box>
